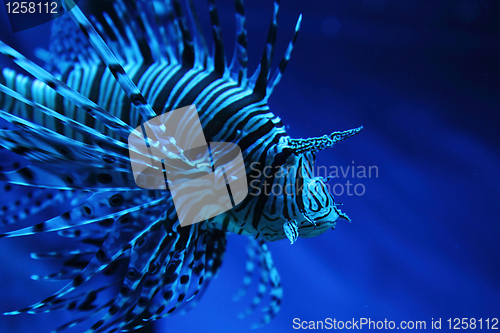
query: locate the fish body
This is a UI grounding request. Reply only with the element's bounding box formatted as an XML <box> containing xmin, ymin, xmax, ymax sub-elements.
<box><xmin>0</xmin><ymin>0</ymin><xmax>361</xmax><ymax>331</ymax></box>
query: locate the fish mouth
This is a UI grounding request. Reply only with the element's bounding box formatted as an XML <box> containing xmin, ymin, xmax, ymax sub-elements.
<box><xmin>295</xmin><ymin>205</ymin><xmax>343</xmax><ymax>237</ymax></box>
<box><xmin>298</xmin><ymin>221</ymin><xmax>335</xmax><ymax>238</ymax></box>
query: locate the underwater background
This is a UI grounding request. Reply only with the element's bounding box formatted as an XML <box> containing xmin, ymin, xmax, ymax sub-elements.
<box><xmin>0</xmin><ymin>0</ymin><xmax>498</xmax><ymax>332</ymax></box>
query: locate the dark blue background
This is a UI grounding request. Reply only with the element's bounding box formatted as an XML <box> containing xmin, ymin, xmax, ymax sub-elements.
<box><xmin>0</xmin><ymin>0</ymin><xmax>499</xmax><ymax>332</ymax></box>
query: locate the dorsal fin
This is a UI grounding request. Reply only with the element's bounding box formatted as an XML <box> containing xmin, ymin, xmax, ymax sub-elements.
<box><xmin>46</xmin><ymin>0</ymin><xmax>173</xmax><ymax>71</ymax></box>
<box><xmin>253</xmin><ymin>0</ymin><xmax>280</xmax><ymax>98</ymax></box>
<box><xmin>230</xmin><ymin>0</ymin><xmax>249</xmax><ymax>86</ymax></box>
<box><xmin>267</xmin><ymin>14</ymin><xmax>302</xmax><ymax>96</ymax></box>
<box><xmin>208</xmin><ymin>0</ymin><xmax>226</xmax><ymax>74</ymax></box>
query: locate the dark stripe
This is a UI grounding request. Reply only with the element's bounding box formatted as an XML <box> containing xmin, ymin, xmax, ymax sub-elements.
<box><xmin>120</xmin><ymin>63</ymin><xmax>151</xmax><ymax>125</ymax></box>
<box><xmin>222</xmin><ymin>215</ymin><xmax>230</xmax><ymax>232</ymax></box>
<box><xmin>295</xmin><ymin>159</ymin><xmax>305</xmax><ymax>212</ymax></box>
<box><xmin>315</xmin><ymin>209</ymin><xmax>332</xmax><ymax>221</ymax></box>
<box><xmin>248</xmin><ymin>137</ymin><xmax>283</xmax><ymax>229</ymax></box>
<box><xmin>204</xmin><ymin>94</ymin><xmax>266</xmax><ymax>141</ymax></box>
<box><xmin>197</xmin><ymin>82</ymin><xmax>238</xmax><ymax>122</ymax></box>
<box><xmin>282</xmin><ymin>176</ymin><xmax>291</xmax><ymax>220</ymax></box>
<box><xmin>84</xmin><ymin>64</ymin><xmax>107</xmax><ymax>135</ymax></box>
<box><xmin>164</xmin><ymin>69</ymin><xmax>203</xmax><ymax>111</ymax></box>
<box><xmin>151</xmin><ymin>67</ymin><xmax>190</xmax><ymax>114</ymax></box>
<box><xmin>208</xmin><ymin>0</ymin><xmax>225</xmax><ymax>73</ymax></box>
<box><xmin>173</xmin><ymin>0</ymin><xmax>195</xmax><ymax>65</ymax></box>
<box><xmin>236</xmin><ymin>119</ymin><xmax>276</xmax><ymax>153</ymax></box>
<box><xmin>178</xmin><ymin>71</ymin><xmax>221</xmax><ymax>107</ymax></box>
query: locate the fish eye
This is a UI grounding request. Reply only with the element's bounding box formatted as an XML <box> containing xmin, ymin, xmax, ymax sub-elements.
<box><xmin>272</xmin><ymin>149</ymin><xmax>293</xmax><ymax>166</ymax></box>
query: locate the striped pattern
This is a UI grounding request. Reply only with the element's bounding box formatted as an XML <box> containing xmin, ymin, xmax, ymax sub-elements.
<box><xmin>0</xmin><ymin>0</ymin><xmax>358</xmax><ymax>331</ymax></box>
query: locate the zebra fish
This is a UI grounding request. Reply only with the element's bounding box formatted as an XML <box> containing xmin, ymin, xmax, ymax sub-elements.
<box><xmin>0</xmin><ymin>0</ymin><xmax>362</xmax><ymax>331</ymax></box>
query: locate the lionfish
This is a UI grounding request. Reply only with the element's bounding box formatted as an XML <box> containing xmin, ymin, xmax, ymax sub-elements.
<box><xmin>0</xmin><ymin>0</ymin><xmax>362</xmax><ymax>331</ymax></box>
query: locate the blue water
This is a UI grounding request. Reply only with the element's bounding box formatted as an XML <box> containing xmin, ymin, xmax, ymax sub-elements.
<box><xmin>0</xmin><ymin>0</ymin><xmax>499</xmax><ymax>332</ymax></box>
